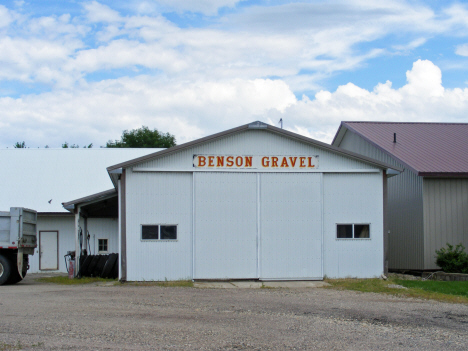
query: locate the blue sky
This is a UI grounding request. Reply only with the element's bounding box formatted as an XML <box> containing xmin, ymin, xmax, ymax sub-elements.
<box><xmin>1</xmin><ymin>0</ymin><xmax>468</xmax><ymax>147</ymax></box>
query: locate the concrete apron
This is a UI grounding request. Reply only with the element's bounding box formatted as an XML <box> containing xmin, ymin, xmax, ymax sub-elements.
<box><xmin>193</xmin><ymin>281</ymin><xmax>331</xmax><ymax>289</ymax></box>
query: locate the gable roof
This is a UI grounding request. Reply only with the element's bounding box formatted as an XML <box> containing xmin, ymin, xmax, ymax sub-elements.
<box><xmin>332</xmin><ymin>122</ymin><xmax>468</xmax><ymax>176</ymax></box>
<box><xmin>107</xmin><ymin>121</ymin><xmax>402</xmax><ymax>185</ymax></box>
<box><xmin>0</xmin><ymin>148</ymin><xmax>162</xmax><ymax>213</ymax></box>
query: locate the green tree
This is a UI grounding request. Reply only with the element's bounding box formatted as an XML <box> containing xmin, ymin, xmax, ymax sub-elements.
<box><xmin>106</xmin><ymin>126</ymin><xmax>176</xmax><ymax>148</ymax></box>
<box><xmin>62</xmin><ymin>142</ymin><xmax>90</xmax><ymax>148</ymax></box>
<box><xmin>14</xmin><ymin>141</ymin><xmax>26</xmax><ymax>148</ymax></box>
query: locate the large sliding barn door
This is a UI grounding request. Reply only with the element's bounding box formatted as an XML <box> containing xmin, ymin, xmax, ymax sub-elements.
<box><xmin>260</xmin><ymin>173</ymin><xmax>322</xmax><ymax>280</ymax></box>
<box><xmin>194</xmin><ymin>172</ymin><xmax>258</xmax><ymax>279</ymax></box>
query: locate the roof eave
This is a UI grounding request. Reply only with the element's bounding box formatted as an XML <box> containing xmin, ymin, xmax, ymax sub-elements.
<box><xmin>62</xmin><ymin>188</ymin><xmax>117</xmax><ymax>212</ymax></box>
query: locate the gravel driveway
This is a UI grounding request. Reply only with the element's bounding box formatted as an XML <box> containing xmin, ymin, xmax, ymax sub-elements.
<box><xmin>0</xmin><ymin>274</ymin><xmax>467</xmax><ymax>350</ymax></box>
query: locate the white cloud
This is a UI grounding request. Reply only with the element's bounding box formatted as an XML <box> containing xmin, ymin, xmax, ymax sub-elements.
<box><xmin>0</xmin><ymin>5</ymin><xmax>13</xmax><ymax>28</ymax></box>
<box><xmin>269</xmin><ymin>60</ymin><xmax>467</xmax><ymax>142</ymax></box>
<box><xmin>1</xmin><ymin>60</ymin><xmax>468</xmax><ymax>149</ymax></box>
<box><xmin>84</xmin><ymin>1</ymin><xmax>122</xmax><ymax>23</ymax></box>
<box><xmin>154</xmin><ymin>0</ymin><xmax>242</xmax><ymax>15</ymax></box>
<box><xmin>455</xmin><ymin>43</ymin><xmax>468</xmax><ymax>57</ymax></box>
<box><xmin>0</xmin><ymin>77</ymin><xmax>296</xmax><ymax>147</ymax></box>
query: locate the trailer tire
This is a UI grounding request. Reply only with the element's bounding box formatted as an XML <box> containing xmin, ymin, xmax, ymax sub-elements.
<box><xmin>0</xmin><ymin>254</ymin><xmax>12</xmax><ymax>286</ymax></box>
<box><xmin>7</xmin><ymin>268</ymin><xmax>23</xmax><ymax>285</ymax></box>
<box><xmin>101</xmin><ymin>254</ymin><xmax>118</xmax><ymax>278</ymax></box>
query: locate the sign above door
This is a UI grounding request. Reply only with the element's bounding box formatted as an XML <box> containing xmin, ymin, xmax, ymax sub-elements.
<box><xmin>193</xmin><ymin>155</ymin><xmax>319</xmax><ymax>170</ymax></box>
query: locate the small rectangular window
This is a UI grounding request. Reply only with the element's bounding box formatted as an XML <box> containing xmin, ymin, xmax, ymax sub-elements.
<box><xmin>337</xmin><ymin>224</ymin><xmax>370</xmax><ymax>239</ymax></box>
<box><xmin>142</xmin><ymin>225</ymin><xmax>159</xmax><ymax>240</ymax></box>
<box><xmin>98</xmin><ymin>239</ymin><xmax>108</xmax><ymax>253</ymax></box>
<box><xmin>160</xmin><ymin>225</ymin><xmax>177</xmax><ymax>240</ymax></box>
<box><xmin>141</xmin><ymin>225</ymin><xmax>177</xmax><ymax>240</ymax></box>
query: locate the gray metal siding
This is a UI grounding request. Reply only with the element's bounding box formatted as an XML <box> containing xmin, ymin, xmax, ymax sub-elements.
<box><xmin>339</xmin><ymin>131</ymin><xmax>424</xmax><ymax>270</ymax></box>
<box><xmin>125</xmin><ymin>171</ymin><xmax>193</xmax><ymax>281</ymax></box>
<box><xmin>323</xmin><ymin>173</ymin><xmax>384</xmax><ymax>278</ymax></box>
<box><xmin>260</xmin><ymin>173</ymin><xmax>322</xmax><ymax>279</ymax></box>
<box><xmin>423</xmin><ymin>178</ymin><xmax>468</xmax><ymax>270</ymax></box>
<box><xmin>136</xmin><ymin>130</ymin><xmax>377</xmax><ymax>172</ymax></box>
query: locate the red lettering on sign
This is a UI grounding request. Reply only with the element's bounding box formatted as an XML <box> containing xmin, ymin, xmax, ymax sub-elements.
<box><xmin>308</xmin><ymin>157</ymin><xmax>315</xmax><ymax>168</ymax></box>
<box><xmin>280</xmin><ymin>157</ymin><xmax>289</xmax><ymax>167</ymax></box>
<box><xmin>262</xmin><ymin>157</ymin><xmax>270</xmax><ymax>167</ymax></box>
<box><xmin>235</xmin><ymin>156</ymin><xmax>243</xmax><ymax>167</ymax></box>
<box><xmin>289</xmin><ymin>157</ymin><xmax>297</xmax><ymax>167</ymax></box>
<box><xmin>245</xmin><ymin>156</ymin><xmax>252</xmax><ymax>167</ymax></box>
<box><xmin>226</xmin><ymin>156</ymin><xmax>234</xmax><ymax>167</ymax></box>
<box><xmin>208</xmin><ymin>156</ymin><xmax>214</xmax><ymax>167</ymax></box>
<box><xmin>217</xmin><ymin>156</ymin><xmax>224</xmax><ymax>167</ymax></box>
<box><xmin>272</xmin><ymin>157</ymin><xmax>278</xmax><ymax>167</ymax></box>
<box><xmin>198</xmin><ymin>156</ymin><xmax>206</xmax><ymax>167</ymax></box>
<box><xmin>300</xmin><ymin>157</ymin><xmax>306</xmax><ymax>167</ymax></box>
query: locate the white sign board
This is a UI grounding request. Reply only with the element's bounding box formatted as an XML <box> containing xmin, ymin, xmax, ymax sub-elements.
<box><xmin>193</xmin><ymin>155</ymin><xmax>319</xmax><ymax>170</ymax></box>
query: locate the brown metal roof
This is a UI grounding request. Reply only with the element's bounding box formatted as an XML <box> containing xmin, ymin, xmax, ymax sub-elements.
<box><xmin>335</xmin><ymin>122</ymin><xmax>468</xmax><ymax>176</ymax></box>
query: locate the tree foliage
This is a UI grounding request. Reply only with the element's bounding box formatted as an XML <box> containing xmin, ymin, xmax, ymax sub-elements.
<box><xmin>14</xmin><ymin>141</ymin><xmax>26</xmax><ymax>148</ymax></box>
<box><xmin>106</xmin><ymin>126</ymin><xmax>176</xmax><ymax>148</ymax></box>
<box><xmin>435</xmin><ymin>243</ymin><xmax>468</xmax><ymax>273</ymax></box>
<box><xmin>62</xmin><ymin>142</ymin><xmax>92</xmax><ymax>148</ymax></box>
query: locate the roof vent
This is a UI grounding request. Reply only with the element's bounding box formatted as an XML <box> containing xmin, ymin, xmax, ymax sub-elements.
<box><xmin>248</xmin><ymin>121</ymin><xmax>267</xmax><ymax>129</ymax></box>
<box><xmin>393</xmin><ymin>133</ymin><xmax>396</xmax><ymax>143</ymax></box>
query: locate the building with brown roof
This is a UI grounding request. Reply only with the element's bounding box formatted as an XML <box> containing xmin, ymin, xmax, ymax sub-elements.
<box><xmin>333</xmin><ymin>122</ymin><xmax>468</xmax><ymax>271</ymax></box>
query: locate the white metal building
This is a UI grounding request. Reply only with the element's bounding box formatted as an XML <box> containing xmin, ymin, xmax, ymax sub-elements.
<box><xmin>68</xmin><ymin>121</ymin><xmax>401</xmax><ymax>281</ymax></box>
<box><xmin>0</xmin><ymin>148</ymin><xmax>160</xmax><ymax>273</ymax></box>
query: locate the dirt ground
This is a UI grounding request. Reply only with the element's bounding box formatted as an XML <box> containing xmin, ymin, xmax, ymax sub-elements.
<box><xmin>0</xmin><ymin>274</ymin><xmax>467</xmax><ymax>350</ymax></box>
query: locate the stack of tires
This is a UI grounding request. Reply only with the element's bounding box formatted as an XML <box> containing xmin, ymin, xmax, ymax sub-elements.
<box><xmin>78</xmin><ymin>253</ymin><xmax>118</xmax><ymax>279</ymax></box>
<box><xmin>0</xmin><ymin>253</ymin><xmax>28</xmax><ymax>285</ymax></box>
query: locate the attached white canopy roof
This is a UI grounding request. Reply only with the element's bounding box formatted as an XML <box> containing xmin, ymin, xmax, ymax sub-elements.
<box><xmin>0</xmin><ymin>148</ymin><xmax>161</xmax><ymax>213</ymax></box>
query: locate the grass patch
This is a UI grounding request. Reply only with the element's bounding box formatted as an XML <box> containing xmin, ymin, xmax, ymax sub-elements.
<box><xmin>126</xmin><ymin>280</ymin><xmax>194</xmax><ymax>288</ymax></box>
<box><xmin>326</xmin><ymin>277</ymin><xmax>468</xmax><ymax>304</ymax></box>
<box><xmin>36</xmin><ymin>276</ymin><xmax>117</xmax><ymax>285</ymax></box>
<box><xmin>395</xmin><ymin>279</ymin><xmax>468</xmax><ymax>298</ymax></box>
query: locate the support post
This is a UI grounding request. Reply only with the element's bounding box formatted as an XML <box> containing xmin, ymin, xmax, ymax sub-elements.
<box><xmin>74</xmin><ymin>206</ymin><xmax>80</xmax><ymax>277</ymax></box>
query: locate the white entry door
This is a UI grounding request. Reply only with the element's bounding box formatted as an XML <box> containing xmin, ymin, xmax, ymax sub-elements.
<box><xmin>260</xmin><ymin>173</ymin><xmax>322</xmax><ymax>280</ymax></box>
<box><xmin>194</xmin><ymin>172</ymin><xmax>258</xmax><ymax>279</ymax></box>
<box><xmin>40</xmin><ymin>231</ymin><xmax>58</xmax><ymax>270</ymax></box>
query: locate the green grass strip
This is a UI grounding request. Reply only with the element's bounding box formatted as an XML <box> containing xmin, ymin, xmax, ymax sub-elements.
<box><xmin>327</xmin><ymin>277</ymin><xmax>468</xmax><ymax>304</ymax></box>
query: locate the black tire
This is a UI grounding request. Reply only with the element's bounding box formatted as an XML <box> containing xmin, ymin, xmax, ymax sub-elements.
<box><xmin>101</xmin><ymin>253</ymin><xmax>118</xmax><ymax>278</ymax></box>
<box><xmin>85</xmin><ymin>255</ymin><xmax>99</xmax><ymax>277</ymax></box>
<box><xmin>0</xmin><ymin>254</ymin><xmax>12</xmax><ymax>285</ymax></box>
<box><xmin>111</xmin><ymin>254</ymin><xmax>119</xmax><ymax>279</ymax></box>
<box><xmin>7</xmin><ymin>268</ymin><xmax>23</xmax><ymax>285</ymax></box>
<box><xmin>79</xmin><ymin>255</ymin><xmax>93</xmax><ymax>277</ymax></box>
<box><xmin>93</xmin><ymin>255</ymin><xmax>108</xmax><ymax>277</ymax></box>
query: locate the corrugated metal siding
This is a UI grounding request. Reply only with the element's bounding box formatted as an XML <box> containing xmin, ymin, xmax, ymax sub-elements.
<box><xmin>323</xmin><ymin>173</ymin><xmax>384</xmax><ymax>278</ymax></box>
<box><xmin>194</xmin><ymin>172</ymin><xmax>257</xmax><ymax>279</ymax></box>
<box><xmin>260</xmin><ymin>173</ymin><xmax>322</xmax><ymax>279</ymax></box>
<box><xmin>125</xmin><ymin>170</ymin><xmax>193</xmax><ymax>281</ymax></box>
<box><xmin>136</xmin><ymin>130</ymin><xmax>376</xmax><ymax>172</ymax></box>
<box><xmin>30</xmin><ymin>216</ymin><xmax>75</xmax><ymax>273</ymax></box>
<box><xmin>87</xmin><ymin>218</ymin><xmax>119</xmax><ymax>255</ymax></box>
<box><xmin>423</xmin><ymin>179</ymin><xmax>468</xmax><ymax>270</ymax></box>
<box><xmin>339</xmin><ymin>130</ymin><xmax>424</xmax><ymax>270</ymax></box>
<box><xmin>30</xmin><ymin>216</ymin><xmax>119</xmax><ymax>273</ymax></box>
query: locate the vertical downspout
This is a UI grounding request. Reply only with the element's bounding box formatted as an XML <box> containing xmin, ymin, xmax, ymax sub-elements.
<box><xmin>383</xmin><ymin>170</ymin><xmax>388</xmax><ymax>275</ymax></box>
<box><xmin>120</xmin><ymin>169</ymin><xmax>127</xmax><ymax>282</ymax></box>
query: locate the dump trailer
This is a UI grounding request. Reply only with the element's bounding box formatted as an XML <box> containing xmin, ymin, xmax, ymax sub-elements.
<box><xmin>0</xmin><ymin>208</ymin><xmax>37</xmax><ymax>285</ymax></box>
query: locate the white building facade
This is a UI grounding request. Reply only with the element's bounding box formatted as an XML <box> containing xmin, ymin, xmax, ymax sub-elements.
<box><xmin>105</xmin><ymin>122</ymin><xmax>401</xmax><ymax>281</ymax></box>
<box><xmin>0</xmin><ymin>148</ymin><xmax>159</xmax><ymax>273</ymax></box>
